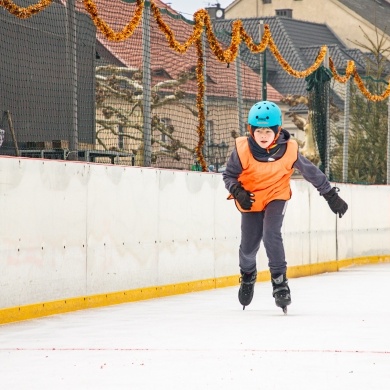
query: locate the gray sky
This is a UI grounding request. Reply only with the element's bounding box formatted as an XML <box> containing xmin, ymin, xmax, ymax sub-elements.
<box><xmin>167</xmin><ymin>0</ymin><xmax>232</xmax><ymax>20</ymax></box>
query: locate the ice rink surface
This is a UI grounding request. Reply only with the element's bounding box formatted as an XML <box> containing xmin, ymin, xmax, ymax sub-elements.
<box><xmin>1</xmin><ymin>263</ymin><xmax>390</xmax><ymax>389</ymax></box>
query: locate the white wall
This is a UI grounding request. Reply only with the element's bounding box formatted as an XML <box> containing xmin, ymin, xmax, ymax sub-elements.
<box><xmin>0</xmin><ymin>156</ymin><xmax>389</xmax><ymax>309</ymax></box>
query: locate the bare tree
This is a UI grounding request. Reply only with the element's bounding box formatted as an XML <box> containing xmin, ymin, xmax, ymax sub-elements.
<box><xmin>348</xmin><ymin>25</ymin><xmax>390</xmax><ymax>80</ymax></box>
<box><xmin>95</xmin><ymin>65</ymin><xmax>197</xmax><ymax>165</ymax></box>
<box><xmin>281</xmin><ymin>95</ymin><xmax>320</xmax><ymax>165</ymax></box>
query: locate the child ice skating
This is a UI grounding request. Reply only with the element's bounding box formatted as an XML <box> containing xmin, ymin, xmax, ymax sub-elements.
<box><xmin>222</xmin><ymin>100</ymin><xmax>348</xmax><ymax>313</ymax></box>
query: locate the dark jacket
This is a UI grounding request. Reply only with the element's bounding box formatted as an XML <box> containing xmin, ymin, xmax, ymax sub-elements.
<box><xmin>223</xmin><ymin>129</ymin><xmax>332</xmax><ymax>196</ymax></box>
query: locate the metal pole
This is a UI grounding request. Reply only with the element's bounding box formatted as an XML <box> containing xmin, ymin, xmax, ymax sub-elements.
<box><xmin>236</xmin><ymin>45</ymin><xmax>245</xmax><ymax>136</ymax></box>
<box><xmin>324</xmin><ymin>52</ymin><xmax>330</xmax><ymax>178</ymax></box>
<box><xmin>6</xmin><ymin>111</ymin><xmax>20</xmax><ymax>156</ymax></box>
<box><xmin>142</xmin><ymin>2</ymin><xmax>152</xmax><ymax>167</ymax></box>
<box><xmin>202</xmin><ymin>32</ymin><xmax>209</xmax><ymax>163</ymax></box>
<box><xmin>263</xmin><ymin>45</ymin><xmax>267</xmax><ymax>101</ymax></box>
<box><xmin>259</xmin><ymin>20</ymin><xmax>267</xmax><ymax>100</ymax></box>
<box><xmin>342</xmin><ymin>79</ymin><xmax>350</xmax><ymax>183</ymax></box>
<box><xmin>387</xmin><ymin>97</ymin><xmax>390</xmax><ymax>184</ymax></box>
<box><xmin>66</xmin><ymin>0</ymin><xmax>78</xmax><ymax>160</ymax></box>
<box><xmin>261</xmin><ymin>21</ymin><xmax>267</xmax><ymax>101</ymax></box>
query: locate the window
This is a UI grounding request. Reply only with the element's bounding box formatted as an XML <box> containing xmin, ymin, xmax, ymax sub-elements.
<box><xmin>206</xmin><ymin>120</ymin><xmax>214</xmax><ymax>146</ymax></box>
<box><xmin>263</xmin><ymin>0</ymin><xmax>272</xmax><ymax>4</ymax></box>
<box><xmin>118</xmin><ymin>125</ymin><xmax>124</xmax><ymax>149</ymax></box>
<box><xmin>160</xmin><ymin>118</ymin><xmax>172</xmax><ymax>151</ymax></box>
<box><xmin>152</xmin><ymin>68</ymin><xmax>172</xmax><ymax>79</ymax></box>
<box><xmin>276</xmin><ymin>9</ymin><xmax>293</xmax><ymax>18</ymax></box>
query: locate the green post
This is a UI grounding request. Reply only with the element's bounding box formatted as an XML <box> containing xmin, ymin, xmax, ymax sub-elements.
<box><xmin>263</xmin><ymin>47</ymin><xmax>267</xmax><ymax>101</ymax></box>
<box><xmin>260</xmin><ymin>20</ymin><xmax>267</xmax><ymax>101</ymax></box>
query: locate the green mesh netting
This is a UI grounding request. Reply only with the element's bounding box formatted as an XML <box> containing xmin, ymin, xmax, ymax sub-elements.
<box><xmin>305</xmin><ymin>65</ymin><xmax>333</xmax><ymax>174</ymax></box>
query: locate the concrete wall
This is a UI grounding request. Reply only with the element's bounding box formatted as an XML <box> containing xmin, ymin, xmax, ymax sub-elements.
<box><xmin>0</xmin><ymin>156</ymin><xmax>389</xmax><ymax>310</ymax></box>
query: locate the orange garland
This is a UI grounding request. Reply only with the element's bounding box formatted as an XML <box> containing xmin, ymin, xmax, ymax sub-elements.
<box><xmin>151</xmin><ymin>2</ymin><xmax>204</xmax><ymax>53</ymax></box>
<box><xmin>240</xmin><ymin>24</ymin><xmax>270</xmax><ymax>53</ymax></box>
<box><xmin>267</xmin><ymin>28</ymin><xmax>327</xmax><ymax>78</ymax></box>
<box><xmin>2</xmin><ymin>0</ymin><xmax>390</xmax><ymax>169</ymax></box>
<box><xmin>83</xmin><ymin>0</ymin><xmax>144</xmax><ymax>42</ymax></box>
<box><xmin>203</xmin><ymin>13</ymin><xmax>242</xmax><ymax>63</ymax></box>
<box><xmin>0</xmin><ymin>0</ymin><xmax>52</xmax><ymax>18</ymax></box>
<box><xmin>195</xmin><ymin>37</ymin><xmax>207</xmax><ymax>171</ymax></box>
<box><xmin>1</xmin><ymin>0</ymin><xmax>389</xmax><ymax>100</ymax></box>
<box><xmin>329</xmin><ymin>58</ymin><xmax>390</xmax><ymax>101</ymax></box>
<box><xmin>353</xmin><ymin>72</ymin><xmax>390</xmax><ymax>101</ymax></box>
<box><xmin>329</xmin><ymin>58</ymin><xmax>356</xmax><ymax>83</ymax></box>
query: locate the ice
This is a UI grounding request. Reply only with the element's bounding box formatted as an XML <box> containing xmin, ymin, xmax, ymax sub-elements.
<box><xmin>1</xmin><ymin>263</ymin><xmax>390</xmax><ymax>389</ymax></box>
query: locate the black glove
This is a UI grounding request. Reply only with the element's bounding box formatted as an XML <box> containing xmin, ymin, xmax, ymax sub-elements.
<box><xmin>231</xmin><ymin>183</ymin><xmax>255</xmax><ymax>210</ymax></box>
<box><xmin>323</xmin><ymin>187</ymin><xmax>348</xmax><ymax>218</ymax></box>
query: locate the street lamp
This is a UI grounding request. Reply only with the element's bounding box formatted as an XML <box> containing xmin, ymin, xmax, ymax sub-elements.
<box><xmin>208</xmin><ymin>141</ymin><xmax>229</xmax><ymax>172</ymax></box>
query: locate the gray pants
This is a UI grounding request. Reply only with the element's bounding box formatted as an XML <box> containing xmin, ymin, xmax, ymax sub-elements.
<box><xmin>239</xmin><ymin>200</ymin><xmax>287</xmax><ymax>277</ymax></box>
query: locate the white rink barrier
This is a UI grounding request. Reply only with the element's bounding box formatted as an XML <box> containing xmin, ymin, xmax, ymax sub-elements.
<box><xmin>0</xmin><ymin>156</ymin><xmax>389</xmax><ymax>322</ymax></box>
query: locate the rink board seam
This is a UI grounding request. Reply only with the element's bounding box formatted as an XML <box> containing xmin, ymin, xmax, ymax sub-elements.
<box><xmin>1</xmin><ymin>254</ymin><xmax>389</xmax><ymax>325</ymax></box>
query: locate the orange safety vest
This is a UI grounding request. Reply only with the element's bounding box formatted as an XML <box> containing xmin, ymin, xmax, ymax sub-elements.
<box><xmin>231</xmin><ymin>137</ymin><xmax>298</xmax><ymax>212</ymax></box>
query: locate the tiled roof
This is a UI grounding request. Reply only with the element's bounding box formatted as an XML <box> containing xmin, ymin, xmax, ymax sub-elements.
<box><xmin>338</xmin><ymin>0</ymin><xmax>390</xmax><ymax>36</ymax></box>
<box><xmin>77</xmin><ymin>0</ymin><xmax>282</xmax><ymax>101</ymax></box>
<box><xmin>213</xmin><ymin>15</ymin><xmax>390</xmax><ymax>99</ymax></box>
<box><xmin>300</xmin><ymin>45</ymin><xmax>366</xmax><ymax>73</ymax></box>
<box><xmin>278</xmin><ymin>17</ymin><xmax>346</xmax><ymax>48</ymax></box>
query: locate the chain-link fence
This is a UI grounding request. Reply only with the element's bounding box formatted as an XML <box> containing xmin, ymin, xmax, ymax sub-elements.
<box><xmin>0</xmin><ymin>0</ymin><xmax>96</xmax><ymax>161</ymax></box>
<box><xmin>308</xmin><ymin>71</ymin><xmax>390</xmax><ymax>185</ymax></box>
<box><xmin>0</xmin><ymin>0</ymin><xmax>268</xmax><ymax>170</ymax></box>
<box><xmin>0</xmin><ymin>0</ymin><xmax>389</xmax><ymax>183</ymax></box>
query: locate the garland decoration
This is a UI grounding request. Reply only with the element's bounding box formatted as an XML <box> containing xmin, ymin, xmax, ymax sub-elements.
<box><xmin>0</xmin><ymin>0</ymin><xmax>52</xmax><ymax>19</ymax></box>
<box><xmin>328</xmin><ymin>58</ymin><xmax>356</xmax><ymax>83</ymax></box>
<box><xmin>203</xmin><ymin>14</ymin><xmax>242</xmax><ymax>63</ymax></box>
<box><xmin>240</xmin><ymin>24</ymin><xmax>270</xmax><ymax>53</ymax></box>
<box><xmin>151</xmin><ymin>4</ymin><xmax>208</xmax><ymax>170</ymax></box>
<box><xmin>82</xmin><ymin>0</ymin><xmax>144</xmax><ymax>42</ymax></box>
<box><xmin>1</xmin><ymin>0</ymin><xmax>389</xmax><ymax>102</ymax></box>
<box><xmin>151</xmin><ymin>2</ymin><xmax>204</xmax><ymax>53</ymax></box>
<box><xmin>329</xmin><ymin>58</ymin><xmax>390</xmax><ymax>101</ymax></box>
<box><xmin>194</xmin><ymin>37</ymin><xmax>207</xmax><ymax>172</ymax></box>
<box><xmin>267</xmin><ymin>31</ymin><xmax>327</xmax><ymax>78</ymax></box>
<box><xmin>2</xmin><ymin>0</ymin><xmax>390</xmax><ymax>169</ymax></box>
<box><xmin>353</xmin><ymin>72</ymin><xmax>390</xmax><ymax>101</ymax></box>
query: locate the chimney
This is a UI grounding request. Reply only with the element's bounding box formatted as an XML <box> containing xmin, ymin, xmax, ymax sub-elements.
<box><xmin>206</xmin><ymin>3</ymin><xmax>225</xmax><ymax>20</ymax></box>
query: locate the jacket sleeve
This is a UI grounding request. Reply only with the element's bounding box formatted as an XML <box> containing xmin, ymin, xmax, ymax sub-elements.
<box><xmin>222</xmin><ymin>148</ymin><xmax>243</xmax><ymax>192</ymax></box>
<box><xmin>293</xmin><ymin>153</ymin><xmax>332</xmax><ymax>195</ymax></box>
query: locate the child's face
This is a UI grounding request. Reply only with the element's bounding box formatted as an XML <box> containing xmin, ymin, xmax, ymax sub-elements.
<box><xmin>253</xmin><ymin>127</ymin><xmax>276</xmax><ymax>149</ymax></box>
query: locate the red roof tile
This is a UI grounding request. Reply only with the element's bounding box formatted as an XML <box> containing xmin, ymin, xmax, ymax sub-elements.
<box><xmin>77</xmin><ymin>0</ymin><xmax>282</xmax><ymax>101</ymax></box>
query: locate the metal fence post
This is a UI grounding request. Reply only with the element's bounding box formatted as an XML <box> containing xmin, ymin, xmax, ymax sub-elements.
<box><xmin>236</xmin><ymin>45</ymin><xmax>245</xmax><ymax>136</ymax></box>
<box><xmin>259</xmin><ymin>20</ymin><xmax>267</xmax><ymax>101</ymax></box>
<box><xmin>202</xmin><ymin>32</ymin><xmax>209</xmax><ymax>160</ymax></box>
<box><xmin>342</xmin><ymin>79</ymin><xmax>350</xmax><ymax>183</ymax></box>
<box><xmin>387</xmin><ymin>97</ymin><xmax>390</xmax><ymax>184</ymax></box>
<box><xmin>66</xmin><ymin>0</ymin><xmax>78</xmax><ymax>160</ymax></box>
<box><xmin>324</xmin><ymin>52</ymin><xmax>330</xmax><ymax>178</ymax></box>
<box><xmin>142</xmin><ymin>2</ymin><xmax>152</xmax><ymax>167</ymax></box>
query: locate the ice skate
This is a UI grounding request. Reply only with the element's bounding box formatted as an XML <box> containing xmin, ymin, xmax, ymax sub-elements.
<box><xmin>271</xmin><ymin>273</ymin><xmax>291</xmax><ymax>314</ymax></box>
<box><xmin>238</xmin><ymin>270</ymin><xmax>257</xmax><ymax>310</ymax></box>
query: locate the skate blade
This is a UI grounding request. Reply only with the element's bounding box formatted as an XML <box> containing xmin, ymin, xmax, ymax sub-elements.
<box><xmin>275</xmin><ymin>299</ymin><xmax>290</xmax><ymax>314</ymax></box>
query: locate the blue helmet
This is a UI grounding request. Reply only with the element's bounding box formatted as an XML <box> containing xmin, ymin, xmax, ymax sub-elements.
<box><xmin>247</xmin><ymin>101</ymin><xmax>282</xmax><ymax>127</ymax></box>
